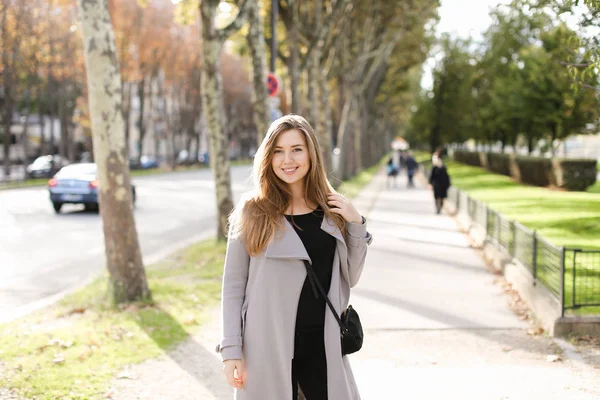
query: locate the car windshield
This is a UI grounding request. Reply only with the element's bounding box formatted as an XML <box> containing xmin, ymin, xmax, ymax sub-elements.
<box><xmin>56</xmin><ymin>163</ymin><xmax>97</xmax><ymax>179</ymax></box>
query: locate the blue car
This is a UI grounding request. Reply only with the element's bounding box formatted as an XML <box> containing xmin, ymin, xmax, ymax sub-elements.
<box><xmin>48</xmin><ymin>163</ymin><xmax>136</xmax><ymax>214</ymax></box>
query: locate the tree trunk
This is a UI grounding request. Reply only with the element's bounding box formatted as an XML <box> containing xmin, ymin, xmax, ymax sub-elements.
<box><xmin>247</xmin><ymin>0</ymin><xmax>269</xmax><ymax>146</ymax></box>
<box><xmin>58</xmin><ymin>86</ymin><xmax>70</xmax><ymax>160</ymax></box>
<box><xmin>200</xmin><ymin>0</ymin><xmax>234</xmax><ymax>240</ymax></box>
<box><xmin>122</xmin><ymin>81</ymin><xmax>132</xmax><ymax>156</ymax></box>
<box><xmin>136</xmin><ymin>76</ymin><xmax>146</xmax><ymax>162</ymax></box>
<box><xmin>431</xmin><ymin>74</ymin><xmax>445</xmax><ymax>154</ymax></box>
<box><xmin>2</xmin><ymin>109</ymin><xmax>11</xmax><ymax>179</ymax></box>
<box><xmin>288</xmin><ymin>4</ymin><xmax>301</xmax><ymax>113</ymax></box>
<box><xmin>1</xmin><ymin>1</ymin><xmax>12</xmax><ymax>177</ymax></box>
<box><xmin>317</xmin><ymin>70</ymin><xmax>332</xmax><ymax>173</ymax></box>
<box><xmin>76</xmin><ymin>0</ymin><xmax>150</xmax><ymax>304</ymax></box>
<box><xmin>47</xmin><ymin>22</ymin><xmax>56</xmax><ymax>157</ymax></box>
<box><xmin>307</xmin><ymin>54</ymin><xmax>319</xmax><ymax>127</ymax></box>
<box><xmin>352</xmin><ymin>97</ymin><xmax>362</xmax><ymax>174</ymax></box>
<box><xmin>336</xmin><ymin>94</ymin><xmax>352</xmax><ymax>181</ymax></box>
<box><xmin>550</xmin><ymin>123</ymin><xmax>557</xmax><ymax>157</ymax></box>
<box><xmin>527</xmin><ymin>136</ymin><xmax>534</xmax><ymax>155</ymax></box>
<box><xmin>21</xmin><ymin>77</ymin><xmax>33</xmax><ymax>164</ymax></box>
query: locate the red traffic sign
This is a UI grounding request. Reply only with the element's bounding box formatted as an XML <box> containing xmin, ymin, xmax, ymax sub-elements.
<box><xmin>267</xmin><ymin>73</ymin><xmax>280</xmax><ymax>97</ymax></box>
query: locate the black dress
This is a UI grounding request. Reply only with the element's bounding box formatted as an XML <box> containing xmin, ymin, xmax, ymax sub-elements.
<box><xmin>429</xmin><ymin>165</ymin><xmax>451</xmax><ymax>198</ymax></box>
<box><xmin>285</xmin><ymin>208</ymin><xmax>336</xmax><ymax>400</ymax></box>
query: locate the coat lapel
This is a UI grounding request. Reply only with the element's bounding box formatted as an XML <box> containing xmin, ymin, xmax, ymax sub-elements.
<box><xmin>265</xmin><ymin>217</ymin><xmax>311</xmax><ymax>262</ymax></box>
<box><xmin>264</xmin><ymin>215</ymin><xmax>346</xmax><ymax>263</ymax></box>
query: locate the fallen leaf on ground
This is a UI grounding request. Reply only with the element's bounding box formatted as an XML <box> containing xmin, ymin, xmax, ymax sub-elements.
<box><xmin>36</xmin><ymin>344</ymin><xmax>51</xmax><ymax>353</ymax></box>
<box><xmin>502</xmin><ymin>346</ymin><xmax>513</xmax><ymax>352</ymax></box>
<box><xmin>527</xmin><ymin>327</ymin><xmax>544</xmax><ymax>336</ymax></box>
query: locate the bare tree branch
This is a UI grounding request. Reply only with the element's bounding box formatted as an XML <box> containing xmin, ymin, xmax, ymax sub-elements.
<box><xmin>559</xmin><ymin>60</ymin><xmax>594</xmax><ymax>68</ymax></box>
<box><xmin>299</xmin><ymin>0</ymin><xmax>353</xmax><ymax>72</ymax></box>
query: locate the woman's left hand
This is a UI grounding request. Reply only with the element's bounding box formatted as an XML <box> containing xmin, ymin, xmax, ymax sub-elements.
<box><xmin>328</xmin><ymin>193</ymin><xmax>363</xmax><ymax>224</ymax></box>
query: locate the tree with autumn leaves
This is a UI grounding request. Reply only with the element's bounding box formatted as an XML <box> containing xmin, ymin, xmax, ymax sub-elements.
<box><xmin>3</xmin><ymin>0</ymin><xmax>439</xmax><ymax>303</ymax></box>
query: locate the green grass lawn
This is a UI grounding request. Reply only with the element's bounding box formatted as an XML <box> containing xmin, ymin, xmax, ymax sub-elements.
<box><xmin>0</xmin><ymin>240</ymin><xmax>227</xmax><ymax>400</ymax></box>
<box><xmin>0</xmin><ymin>161</ymin><xmax>381</xmax><ymax>399</ymax></box>
<box><xmin>447</xmin><ymin>161</ymin><xmax>600</xmax><ymax>249</ymax></box>
<box><xmin>446</xmin><ymin>161</ymin><xmax>600</xmax><ymax>315</ymax></box>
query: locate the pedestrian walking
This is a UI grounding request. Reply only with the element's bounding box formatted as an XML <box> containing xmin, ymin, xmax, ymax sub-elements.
<box><xmin>428</xmin><ymin>152</ymin><xmax>451</xmax><ymax>214</ymax></box>
<box><xmin>217</xmin><ymin>114</ymin><xmax>372</xmax><ymax>400</ymax></box>
<box><xmin>405</xmin><ymin>151</ymin><xmax>418</xmax><ymax>187</ymax></box>
<box><xmin>386</xmin><ymin>156</ymin><xmax>398</xmax><ymax>188</ymax></box>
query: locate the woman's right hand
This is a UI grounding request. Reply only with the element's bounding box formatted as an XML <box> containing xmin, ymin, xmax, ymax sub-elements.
<box><xmin>223</xmin><ymin>359</ymin><xmax>244</xmax><ymax>389</ymax></box>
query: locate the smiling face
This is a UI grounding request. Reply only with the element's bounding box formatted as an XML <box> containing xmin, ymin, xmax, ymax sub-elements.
<box><xmin>271</xmin><ymin>129</ymin><xmax>311</xmax><ymax>191</ymax></box>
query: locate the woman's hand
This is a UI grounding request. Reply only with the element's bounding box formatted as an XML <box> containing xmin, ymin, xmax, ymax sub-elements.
<box><xmin>328</xmin><ymin>193</ymin><xmax>362</xmax><ymax>224</ymax></box>
<box><xmin>223</xmin><ymin>359</ymin><xmax>244</xmax><ymax>389</ymax></box>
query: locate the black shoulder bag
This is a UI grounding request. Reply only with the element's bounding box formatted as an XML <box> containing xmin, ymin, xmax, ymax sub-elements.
<box><xmin>303</xmin><ymin>260</ymin><xmax>363</xmax><ymax>356</ymax></box>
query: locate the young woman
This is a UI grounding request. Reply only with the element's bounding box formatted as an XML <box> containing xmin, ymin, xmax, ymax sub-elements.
<box><xmin>428</xmin><ymin>153</ymin><xmax>451</xmax><ymax>214</ymax></box>
<box><xmin>217</xmin><ymin>114</ymin><xmax>372</xmax><ymax>400</ymax></box>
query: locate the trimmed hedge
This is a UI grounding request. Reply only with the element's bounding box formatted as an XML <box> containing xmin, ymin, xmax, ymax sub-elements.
<box><xmin>516</xmin><ymin>156</ymin><xmax>553</xmax><ymax>187</ymax></box>
<box><xmin>552</xmin><ymin>159</ymin><xmax>598</xmax><ymax>191</ymax></box>
<box><xmin>487</xmin><ymin>152</ymin><xmax>511</xmax><ymax>176</ymax></box>
<box><xmin>452</xmin><ymin>150</ymin><xmax>597</xmax><ymax>191</ymax></box>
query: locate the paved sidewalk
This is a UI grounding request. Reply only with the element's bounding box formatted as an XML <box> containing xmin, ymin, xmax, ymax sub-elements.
<box><xmin>111</xmin><ymin>170</ymin><xmax>600</xmax><ymax>400</ymax></box>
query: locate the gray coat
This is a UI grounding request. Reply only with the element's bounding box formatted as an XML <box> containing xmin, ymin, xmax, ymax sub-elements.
<box><xmin>217</xmin><ymin>214</ymin><xmax>372</xmax><ymax>400</ymax></box>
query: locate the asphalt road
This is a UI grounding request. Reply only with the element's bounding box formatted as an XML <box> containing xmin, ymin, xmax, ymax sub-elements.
<box><xmin>0</xmin><ymin>165</ymin><xmax>253</xmax><ymax>323</ymax></box>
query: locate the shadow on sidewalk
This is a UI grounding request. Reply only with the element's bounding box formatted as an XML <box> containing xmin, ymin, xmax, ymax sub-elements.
<box><xmin>371</xmin><ymin>242</ymin><xmax>488</xmax><ymax>275</ymax></box>
<box><xmin>366</xmin><ymin>218</ymin><xmax>461</xmax><ymax>233</ymax></box>
<box><xmin>391</xmin><ymin>235</ymin><xmax>472</xmax><ymax>250</ymax></box>
<box><xmin>354</xmin><ymin>285</ymin><xmax>550</xmax><ymax>357</ymax></box>
<box><xmin>132</xmin><ymin>305</ymin><xmax>230</xmax><ymax>398</ymax></box>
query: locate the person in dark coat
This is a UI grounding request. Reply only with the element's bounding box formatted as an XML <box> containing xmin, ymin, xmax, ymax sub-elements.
<box><xmin>405</xmin><ymin>151</ymin><xmax>418</xmax><ymax>187</ymax></box>
<box><xmin>428</xmin><ymin>153</ymin><xmax>451</xmax><ymax>214</ymax></box>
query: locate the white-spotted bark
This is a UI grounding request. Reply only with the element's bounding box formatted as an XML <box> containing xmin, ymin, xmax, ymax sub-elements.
<box><xmin>76</xmin><ymin>0</ymin><xmax>150</xmax><ymax>303</ymax></box>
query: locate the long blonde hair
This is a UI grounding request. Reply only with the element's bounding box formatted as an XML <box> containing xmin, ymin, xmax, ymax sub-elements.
<box><xmin>230</xmin><ymin>114</ymin><xmax>345</xmax><ymax>256</ymax></box>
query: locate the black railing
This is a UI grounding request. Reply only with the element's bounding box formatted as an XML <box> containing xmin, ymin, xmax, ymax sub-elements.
<box><xmin>447</xmin><ymin>186</ymin><xmax>600</xmax><ymax>314</ymax></box>
<box><xmin>563</xmin><ymin>249</ymin><xmax>600</xmax><ymax>312</ymax></box>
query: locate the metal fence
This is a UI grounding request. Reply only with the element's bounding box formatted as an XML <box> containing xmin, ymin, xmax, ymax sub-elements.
<box><xmin>447</xmin><ymin>186</ymin><xmax>600</xmax><ymax>314</ymax></box>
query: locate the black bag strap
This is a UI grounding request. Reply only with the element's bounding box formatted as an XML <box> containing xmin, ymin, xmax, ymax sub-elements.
<box><xmin>303</xmin><ymin>260</ymin><xmax>348</xmax><ymax>334</ymax></box>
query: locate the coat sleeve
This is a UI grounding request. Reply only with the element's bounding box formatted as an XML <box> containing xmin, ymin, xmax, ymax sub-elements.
<box><xmin>345</xmin><ymin>216</ymin><xmax>373</xmax><ymax>287</ymax></box>
<box><xmin>217</xmin><ymin>222</ymin><xmax>250</xmax><ymax>361</ymax></box>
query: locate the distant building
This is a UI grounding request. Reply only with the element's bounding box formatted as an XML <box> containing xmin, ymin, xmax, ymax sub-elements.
<box><xmin>0</xmin><ymin>112</ymin><xmax>67</xmax><ymax>163</ymax></box>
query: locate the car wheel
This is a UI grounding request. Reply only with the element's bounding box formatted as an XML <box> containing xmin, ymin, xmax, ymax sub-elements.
<box><xmin>52</xmin><ymin>202</ymin><xmax>63</xmax><ymax>214</ymax></box>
